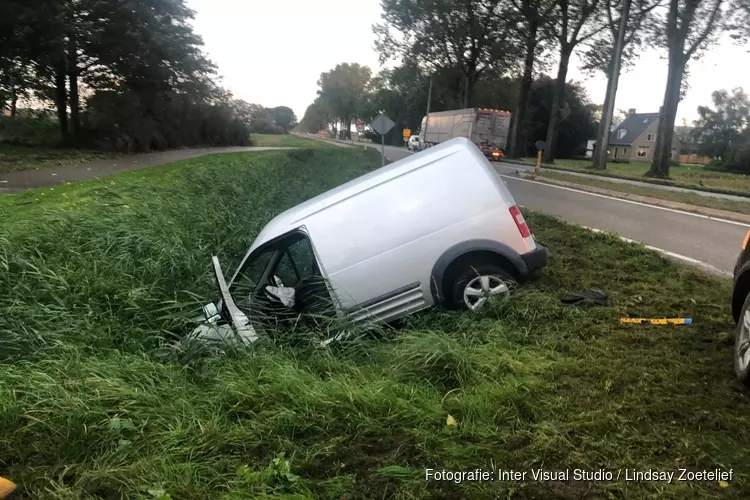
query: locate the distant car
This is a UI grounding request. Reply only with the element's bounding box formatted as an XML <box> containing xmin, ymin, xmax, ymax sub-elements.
<box><xmin>189</xmin><ymin>137</ymin><xmax>548</xmax><ymax>345</ymax></box>
<box><xmin>478</xmin><ymin>144</ymin><xmax>505</xmax><ymax>161</ymax></box>
<box><xmin>407</xmin><ymin>135</ymin><xmax>420</xmax><ymax>151</ymax></box>
<box><xmin>732</xmin><ymin>230</ymin><xmax>750</xmax><ymax>384</ymax></box>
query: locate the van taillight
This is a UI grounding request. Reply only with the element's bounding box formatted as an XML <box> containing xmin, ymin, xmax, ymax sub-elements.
<box><xmin>509</xmin><ymin>205</ymin><xmax>531</xmax><ymax>238</ymax></box>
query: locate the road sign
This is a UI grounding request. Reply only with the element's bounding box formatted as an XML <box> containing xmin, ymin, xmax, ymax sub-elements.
<box><xmin>535</xmin><ymin>140</ymin><xmax>546</xmax><ymax>151</ymax></box>
<box><xmin>371</xmin><ymin>114</ymin><xmax>395</xmax><ymax>135</ymax></box>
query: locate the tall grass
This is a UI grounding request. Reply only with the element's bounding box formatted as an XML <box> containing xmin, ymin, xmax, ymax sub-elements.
<box><xmin>1</xmin><ymin>147</ymin><xmax>749</xmax><ymax>499</ymax></box>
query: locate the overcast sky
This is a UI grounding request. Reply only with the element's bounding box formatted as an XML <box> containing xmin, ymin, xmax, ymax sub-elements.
<box><xmin>187</xmin><ymin>0</ymin><xmax>749</xmax><ymax>126</ymax></box>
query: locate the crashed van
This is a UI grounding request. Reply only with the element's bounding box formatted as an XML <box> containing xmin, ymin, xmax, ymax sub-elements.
<box><xmin>191</xmin><ymin>137</ymin><xmax>548</xmax><ymax>344</ymax></box>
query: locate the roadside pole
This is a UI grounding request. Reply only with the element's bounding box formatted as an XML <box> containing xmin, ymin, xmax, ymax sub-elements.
<box><xmin>381</xmin><ymin>133</ymin><xmax>385</xmax><ymax>167</ymax></box>
<box><xmin>423</xmin><ymin>76</ymin><xmax>432</xmax><ymax>149</ymax></box>
<box><xmin>593</xmin><ymin>0</ymin><xmax>631</xmax><ymax>170</ymax></box>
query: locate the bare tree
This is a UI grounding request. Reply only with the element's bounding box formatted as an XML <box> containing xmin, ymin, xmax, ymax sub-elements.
<box><xmin>646</xmin><ymin>0</ymin><xmax>725</xmax><ymax>177</ymax></box>
<box><xmin>542</xmin><ymin>0</ymin><xmax>604</xmax><ymax>163</ymax></box>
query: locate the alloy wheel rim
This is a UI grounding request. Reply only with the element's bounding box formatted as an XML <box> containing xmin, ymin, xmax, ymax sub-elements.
<box><xmin>463</xmin><ymin>274</ymin><xmax>510</xmax><ymax>311</ymax></box>
<box><xmin>738</xmin><ymin>310</ymin><xmax>750</xmax><ymax>372</ymax></box>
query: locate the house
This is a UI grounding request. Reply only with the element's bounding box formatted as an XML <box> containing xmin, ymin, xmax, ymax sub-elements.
<box><xmin>607</xmin><ymin>109</ymin><xmax>681</xmax><ymax>163</ymax></box>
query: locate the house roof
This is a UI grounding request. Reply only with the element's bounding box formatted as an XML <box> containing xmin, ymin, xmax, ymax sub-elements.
<box><xmin>609</xmin><ymin>113</ymin><xmax>659</xmax><ymax>145</ymax></box>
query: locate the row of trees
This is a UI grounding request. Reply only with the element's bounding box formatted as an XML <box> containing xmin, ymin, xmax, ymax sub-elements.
<box><xmin>0</xmin><ymin>0</ymin><xmax>292</xmax><ymax>152</ymax></box>
<box><xmin>299</xmin><ymin>62</ymin><xmax>599</xmax><ymax>159</ymax></box>
<box><xmin>302</xmin><ymin>0</ymin><xmax>750</xmax><ymax>178</ymax></box>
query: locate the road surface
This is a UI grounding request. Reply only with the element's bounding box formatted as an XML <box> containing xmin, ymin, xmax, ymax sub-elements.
<box><xmin>365</xmin><ymin>142</ymin><xmax>748</xmax><ymax>276</ymax></box>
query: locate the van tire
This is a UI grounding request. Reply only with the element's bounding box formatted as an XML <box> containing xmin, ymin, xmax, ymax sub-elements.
<box><xmin>446</xmin><ymin>263</ymin><xmax>515</xmax><ymax>311</ymax></box>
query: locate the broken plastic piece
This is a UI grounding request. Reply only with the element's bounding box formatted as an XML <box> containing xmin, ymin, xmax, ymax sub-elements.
<box><xmin>560</xmin><ymin>289</ymin><xmax>611</xmax><ymax>307</ymax></box>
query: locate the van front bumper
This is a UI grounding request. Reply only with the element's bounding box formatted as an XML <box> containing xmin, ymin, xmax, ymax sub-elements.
<box><xmin>520</xmin><ymin>244</ymin><xmax>548</xmax><ymax>275</ymax></box>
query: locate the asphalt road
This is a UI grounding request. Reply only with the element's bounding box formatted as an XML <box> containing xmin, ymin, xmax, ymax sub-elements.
<box><xmin>368</xmin><ymin>142</ymin><xmax>748</xmax><ymax>276</ymax></box>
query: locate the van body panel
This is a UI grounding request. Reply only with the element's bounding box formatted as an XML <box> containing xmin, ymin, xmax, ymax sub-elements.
<box><xmin>223</xmin><ymin>137</ymin><xmax>546</xmax><ymax>331</ymax></box>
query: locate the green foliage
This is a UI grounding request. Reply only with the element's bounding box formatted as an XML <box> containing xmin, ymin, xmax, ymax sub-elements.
<box><xmin>691</xmin><ymin>88</ymin><xmax>750</xmax><ymax>161</ymax></box>
<box><xmin>374</xmin><ymin>0</ymin><xmax>519</xmax><ymax>107</ymax></box>
<box><xmin>271</xmin><ymin>106</ymin><xmax>298</xmax><ymax>133</ymax></box>
<box><xmin>316</xmin><ymin>63</ymin><xmax>372</xmax><ymax>139</ymax></box>
<box><xmin>83</xmin><ymin>89</ymin><xmax>251</xmax><ymax>152</ymax></box>
<box><xmin>524</xmin><ymin>77</ymin><xmax>598</xmax><ymax>157</ymax></box>
<box><xmin>0</xmin><ymin>109</ymin><xmax>59</xmax><ymax>147</ymax></box>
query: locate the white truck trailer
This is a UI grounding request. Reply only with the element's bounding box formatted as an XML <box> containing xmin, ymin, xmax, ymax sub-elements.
<box><xmin>419</xmin><ymin>108</ymin><xmax>512</xmax><ymax>160</ymax></box>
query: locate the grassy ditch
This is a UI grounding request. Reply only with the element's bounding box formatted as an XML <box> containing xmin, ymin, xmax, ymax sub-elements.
<box><xmin>541</xmin><ymin>171</ymin><xmax>750</xmax><ymax>216</ymax></box>
<box><xmin>0</xmin><ymin>145</ymin><xmax>120</xmax><ymax>174</ymax></box>
<box><xmin>517</xmin><ymin>157</ymin><xmax>750</xmax><ymax>196</ymax></box>
<box><xmin>0</xmin><ymin>147</ymin><xmax>748</xmax><ymax>499</ymax></box>
<box><xmin>251</xmin><ymin>134</ymin><xmax>328</xmax><ymax>148</ymax></box>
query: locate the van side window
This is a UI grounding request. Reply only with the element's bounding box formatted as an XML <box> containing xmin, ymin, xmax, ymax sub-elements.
<box><xmin>274</xmin><ymin>238</ymin><xmax>316</xmax><ymax>287</ymax></box>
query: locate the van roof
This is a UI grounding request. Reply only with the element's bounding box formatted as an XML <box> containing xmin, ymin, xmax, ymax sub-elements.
<box><xmin>246</xmin><ymin>136</ymin><xmax>478</xmax><ymax>252</ymax></box>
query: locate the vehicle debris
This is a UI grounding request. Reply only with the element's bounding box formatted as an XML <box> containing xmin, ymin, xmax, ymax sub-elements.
<box><xmin>619</xmin><ymin>317</ymin><xmax>693</xmax><ymax>325</ymax></box>
<box><xmin>560</xmin><ymin>289</ymin><xmax>610</xmax><ymax>307</ymax></box>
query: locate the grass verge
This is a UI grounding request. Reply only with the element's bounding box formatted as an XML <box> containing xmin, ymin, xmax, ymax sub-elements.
<box><xmin>516</xmin><ymin>157</ymin><xmax>750</xmax><ymax>197</ymax></box>
<box><xmin>251</xmin><ymin>134</ymin><xmax>329</xmax><ymax>148</ymax></box>
<box><xmin>0</xmin><ymin>147</ymin><xmax>747</xmax><ymax>499</ymax></box>
<box><xmin>540</xmin><ymin>171</ymin><xmax>750</xmax><ymax>216</ymax></box>
<box><xmin>0</xmin><ymin>145</ymin><xmax>120</xmax><ymax>175</ymax></box>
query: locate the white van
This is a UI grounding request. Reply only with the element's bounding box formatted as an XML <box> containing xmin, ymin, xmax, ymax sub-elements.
<box><xmin>192</xmin><ymin>137</ymin><xmax>548</xmax><ymax>344</ymax></box>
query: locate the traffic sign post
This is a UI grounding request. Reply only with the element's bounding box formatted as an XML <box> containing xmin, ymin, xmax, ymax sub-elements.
<box><xmin>371</xmin><ymin>114</ymin><xmax>395</xmax><ymax>167</ymax></box>
<box><xmin>534</xmin><ymin>140</ymin><xmax>546</xmax><ymax>176</ymax></box>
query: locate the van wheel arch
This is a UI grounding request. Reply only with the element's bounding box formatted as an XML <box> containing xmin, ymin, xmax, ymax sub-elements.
<box><xmin>430</xmin><ymin>241</ymin><xmax>527</xmax><ymax>305</ymax></box>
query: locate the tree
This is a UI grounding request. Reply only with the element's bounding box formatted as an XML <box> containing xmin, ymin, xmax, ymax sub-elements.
<box><xmin>526</xmin><ymin>76</ymin><xmax>598</xmax><ymax>158</ymax></box>
<box><xmin>271</xmin><ymin>106</ymin><xmax>297</xmax><ymax>133</ymax></box>
<box><xmin>690</xmin><ymin>87</ymin><xmax>750</xmax><ymax>159</ymax></box>
<box><xmin>374</xmin><ymin>0</ymin><xmax>520</xmax><ymax>108</ymax></box>
<box><xmin>506</xmin><ymin>0</ymin><xmax>556</xmax><ymax>158</ymax></box>
<box><xmin>586</xmin><ymin>0</ymin><xmax>660</xmax><ymax>169</ymax></box>
<box><xmin>646</xmin><ymin>0</ymin><xmax>726</xmax><ymax>178</ymax></box>
<box><xmin>299</xmin><ymin>97</ymin><xmax>331</xmax><ymax>134</ymax></box>
<box><xmin>317</xmin><ymin>63</ymin><xmax>371</xmax><ymax>140</ymax></box>
<box><xmin>542</xmin><ymin>0</ymin><xmax>604</xmax><ymax>163</ymax></box>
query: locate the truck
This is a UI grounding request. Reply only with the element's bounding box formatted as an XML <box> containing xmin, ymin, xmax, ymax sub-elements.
<box><xmin>418</xmin><ymin>108</ymin><xmax>512</xmax><ymax>160</ymax></box>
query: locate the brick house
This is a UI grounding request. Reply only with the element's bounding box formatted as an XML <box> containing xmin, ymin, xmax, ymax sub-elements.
<box><xmin>607</xmin><ymin>109</ymin><xmax>682</xmax><ymax>163</ymax></box>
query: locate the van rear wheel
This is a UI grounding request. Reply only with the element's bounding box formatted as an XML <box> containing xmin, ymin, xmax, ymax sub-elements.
<box><xmin>447</xmin><ymin>263</ymin><xmax>515</xmax><ymax>311</ymax></box>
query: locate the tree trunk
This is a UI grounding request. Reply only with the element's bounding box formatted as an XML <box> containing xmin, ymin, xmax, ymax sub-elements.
<box><xmin>592</xmin><ymin>59</ymin><xmax>617</xmax><ymax>170</ymax></box>
<box><xmin>508</xmin><ymin>23</ymin><xmax>538</xmax><ymax>159</ymax></box>
<box><xmin>542</xmin><ymin>47</ymin><xmax>572</xmax><ymax>163</ymax></box>
<box><xmin>463</xmin><ymin>71</ymin><xmax>476</xmax><ymax>109</ymax></box>
<box><xmin>69</xmin><ymin>72</ymin><xmax>80</xmax><ymax>143</ymax></box>
<box><xmin>68</xmin><ymin>34</ymin><xmax>81</xmax><ymax>143</ymax></box>
<box><xmin>10</xmin><ymin>78</ymin><xmax>17</xmax><ymax>118</ymax></box>
<box><xmin>647</xmin><ymin>54</ymin><xmax>686</xmax><ymax>178</ymax></box>
<box><xmin>55</xmin><ymin>67</ymin><xmax>69</xmax><ymax>143</ymax></box>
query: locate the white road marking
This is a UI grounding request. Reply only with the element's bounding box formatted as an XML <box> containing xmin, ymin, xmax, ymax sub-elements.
<box><xmin>498</xmin><ymin>173</ymin><xmax>750</xmax><ymax>228</ymax></box>
<box><xmin>582</xmin><ymin>226</ymin><xmax>732</xmax><ymax>278</ymax></box>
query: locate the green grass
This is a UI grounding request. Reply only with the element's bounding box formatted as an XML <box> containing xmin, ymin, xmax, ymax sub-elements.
<box><xmin>1</xmin><ymin>147</ymin><xmax>748</xmax><ymax>499</ymax></box>
<box><xmin>541</xmin><ymin>171</ymin><xmax>750</xmax><ymax>216</ymax></box>
<box><xmin>519</xmin><ymin>156</ymin><xmax>750</xmax><ymax>195</ymax></box>
<box><xmin>251</xmin><ymin>134</ymin><xmax>329</xmax><ymax>148</ymax></box>
<box><xmin>0</xmin><ymin>145</ymin><xmax>120</xmax><ymax>174</ymax></box>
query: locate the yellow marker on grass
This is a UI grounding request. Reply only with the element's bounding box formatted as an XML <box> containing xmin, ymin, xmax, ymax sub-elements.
<box><xmin>0</xmin><ymin>477</ymin><xmax>16</xmax><ymax>499</ymax></box>
<box><xmin>619</xmin><ymin>317</ymin><xmax>692</xmax><ymax>325</ymax></box>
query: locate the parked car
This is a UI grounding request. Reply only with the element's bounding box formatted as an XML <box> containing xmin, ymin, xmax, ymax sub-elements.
<box><xmin>732</xmin><ymin>229</ymin><xmax>750</xmax><ymax>384</ymax></box>
<box><xmin>190</xmin><ymin>137</ymin><xmax>548</xmax><ymax>345</ymax></box>
<box><xmin>407</xmin><ymin>135</ymin><xmax>420</xmax><ymax>151</ymax></box>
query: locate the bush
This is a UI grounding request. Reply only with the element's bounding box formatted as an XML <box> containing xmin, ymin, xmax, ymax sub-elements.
<box><xmin>83</xmin><ymin>89</ymin><xmax>251</xmax><ymax>153</ymax></box>
<box><xmin>0</xmin><ymin>109</ymin><xmax>60</xmax><ymax>147</ymax></box>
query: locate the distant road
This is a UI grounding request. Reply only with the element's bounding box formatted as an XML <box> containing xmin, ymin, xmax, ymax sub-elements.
<box><xmin>324</xmin><ymin>138</ymin><xmax>746</xmax><ymax>275</ymax></box>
